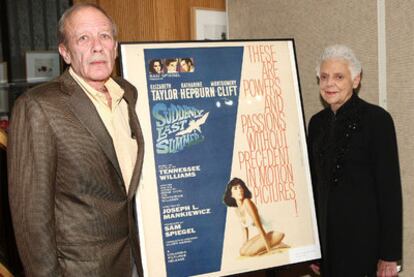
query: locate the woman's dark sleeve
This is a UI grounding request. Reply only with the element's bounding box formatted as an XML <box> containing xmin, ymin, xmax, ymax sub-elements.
<box><xmin>307</xmin><ymin>117</ymin><xmax>318</xmax><ymax>194</ymax></box>
<box><xmin>372</xmin><ymin>109</ymin><xmax>402</xmax><ymax>261</ymax></box>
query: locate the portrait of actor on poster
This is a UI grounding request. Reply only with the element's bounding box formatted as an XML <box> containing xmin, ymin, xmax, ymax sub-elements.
<box><xmin>120</xmin><ymin>39</ymin><xmax>320</xmax><ymax>277</ymax></box>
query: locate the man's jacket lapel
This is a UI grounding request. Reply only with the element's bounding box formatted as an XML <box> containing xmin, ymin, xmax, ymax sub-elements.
<box><xmin>59</xmin><ymin>70</ymin><xmax>124</xmax><ymax>183</ymax></box>
<box><xmin>116</xmin><ymin>78</ymin><xmax>145</xmax><ymax>199</ymax></box>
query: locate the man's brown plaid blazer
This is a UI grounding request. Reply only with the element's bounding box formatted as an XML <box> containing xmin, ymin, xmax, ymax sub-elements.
<box><xmin>8</xmin><ymin>70</ymin><xmax>145</xmax><ymax>276</ymax></box>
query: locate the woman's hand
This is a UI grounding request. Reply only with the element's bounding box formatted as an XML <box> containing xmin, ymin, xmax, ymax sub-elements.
<box><xmin>377</xmin><ymin>260</ymin><xmax>398</xmax><ymax>277</ymax></box>
<box><xmin>309</xmin><ymin>262</ymin><xmax>320</xmax><ymax>275</ymax></box>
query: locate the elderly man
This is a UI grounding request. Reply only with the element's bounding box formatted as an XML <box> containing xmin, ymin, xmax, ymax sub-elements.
<box><xmin>8</xmin><ymin>3</ymin><xmax>144</xmax><ymax>276</ymax></box>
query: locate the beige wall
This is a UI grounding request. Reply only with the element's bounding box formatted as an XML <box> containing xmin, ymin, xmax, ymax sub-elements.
<box><xmin>228</xmin><ymin>0</ymin><xmax>414</xmax><ymax>275</ymax></box>
<box><xmin>386</xmin><ymin>3</ymin><xmax>414</xmax><ymax>275</ymax></box>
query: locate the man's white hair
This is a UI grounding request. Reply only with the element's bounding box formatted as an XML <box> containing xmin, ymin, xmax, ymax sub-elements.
<box><xmin>316</xmin><ymin>44</ymin><xmax>362</xmax><ymax>79</ymax></box>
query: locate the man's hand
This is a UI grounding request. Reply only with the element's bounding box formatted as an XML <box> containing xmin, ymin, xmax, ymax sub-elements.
<box><xmin>377</xmin><ymin>259</ymin><xmax>398</xmax><ymax>277</ymax></box>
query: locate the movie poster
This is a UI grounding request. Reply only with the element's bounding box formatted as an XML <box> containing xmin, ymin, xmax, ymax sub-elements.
<box><xmin>120</xmin><ymin>40</ymin><xmax>320</xmax><ymax>277</ymax></box>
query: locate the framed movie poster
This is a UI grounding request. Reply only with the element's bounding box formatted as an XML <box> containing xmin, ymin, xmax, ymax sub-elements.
<box><xmin>120</xmin><ymin>40</ymin><xmax>320</xmax><ymax>277</ymax></box>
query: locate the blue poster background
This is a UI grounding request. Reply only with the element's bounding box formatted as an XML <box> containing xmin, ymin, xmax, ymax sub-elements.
<box><xmin>144</xmin><ymin>47</ymin><xmax>243</xmax><ymax>277</ymax></box>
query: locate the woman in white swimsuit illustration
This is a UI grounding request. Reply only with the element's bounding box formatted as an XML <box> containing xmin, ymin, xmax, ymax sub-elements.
<box><xmin>223</xmin><ymin>177</ymin><xmax>287</xmax><ymax>256</ymax></box>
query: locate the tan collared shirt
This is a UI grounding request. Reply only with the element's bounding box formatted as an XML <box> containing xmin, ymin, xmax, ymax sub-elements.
<box><xmin>69</xmin><ymin>68</ymin><xmax>137</xmax><ymax>193</ymax></box>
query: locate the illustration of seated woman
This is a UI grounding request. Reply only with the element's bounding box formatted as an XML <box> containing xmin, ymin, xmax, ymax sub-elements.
<box><xmin>223</xmin><ymin>177</ymin><xmax>288</xmax><ymax>256</ymax></box>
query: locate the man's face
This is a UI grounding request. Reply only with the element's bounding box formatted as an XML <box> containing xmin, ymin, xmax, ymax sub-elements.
<box><xmin>58</xmin><ymin>7</ymin><xmax>117</xmax><ymax>89</ymax></box>
<box><xmin>319</xmin><ymin>58</ymin><xmax>360</xmax><ymax>112</ymax></box>
<box><xmin>180</xmin><ymin>60</ymin><xmax>190</xmax><ymax>72</ymax></box>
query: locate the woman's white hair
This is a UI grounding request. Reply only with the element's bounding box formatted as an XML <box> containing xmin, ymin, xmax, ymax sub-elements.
<box><xmin>316</xmin><ymin>44</ymin><xmax>362</xmax><ymax>79</ymax></box>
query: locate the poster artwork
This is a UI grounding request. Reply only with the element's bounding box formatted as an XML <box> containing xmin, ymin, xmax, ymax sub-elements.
<box><xmin>120</xmin><ymin>40</ymin><xmax>320</xmax><ymax>277</ymax></box>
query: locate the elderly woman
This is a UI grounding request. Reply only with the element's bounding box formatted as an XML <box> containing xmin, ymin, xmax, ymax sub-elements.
<box><xmin>223</xmin><ymin>177</ymin><xmax>286</xmax><ymax>256</ymax></box>
<box><xmin>308</xmin><ymin>45</ymin><xmax>402</xmax><ymax>276</ymax></box>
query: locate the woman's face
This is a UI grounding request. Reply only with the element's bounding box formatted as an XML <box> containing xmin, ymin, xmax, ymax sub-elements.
<box><xmin>319</xmin><ymin>58</ymin><xmax>360</xmax><ymax>112</ymax></box>
<box><xmin>231</xmin><ymin>184</ymin><xmax>245</xmax><ymax>200</ymax></box>
<box><xmin>153</xmin><ymin>61</ymin><xmax>162</xmax><ymax>73</ymax></box>
<box><xmin>167</xmin><ymin>60</ymin><xmax>178</xmax><ymax>73</ymax></box>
